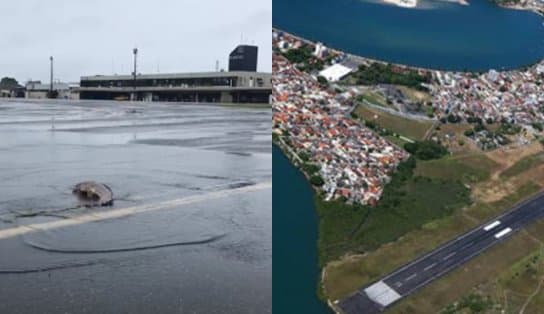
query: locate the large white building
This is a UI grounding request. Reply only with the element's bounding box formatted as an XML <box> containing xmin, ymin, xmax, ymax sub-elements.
<box><xmin>25</xmin><ymin>81</ymin><xmax>79</xmax><ymax>100</ymax></box>
<box><xmin>318</xmin><ymin>64</ymin><xmax>353</xmax><ymax>82</ymax></box>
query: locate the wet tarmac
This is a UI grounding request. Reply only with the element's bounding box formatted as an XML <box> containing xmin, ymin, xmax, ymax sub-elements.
<box><xmin>0</xmin><ymin>99</ymin><xmax>271</xmax><ymax>314</ymax></box>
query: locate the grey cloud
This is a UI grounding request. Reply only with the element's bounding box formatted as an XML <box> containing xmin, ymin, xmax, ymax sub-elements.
<box><xmin>0</xmin><ymin>0</ymin><xmax>271</xmax><ymax>83</ymax></box>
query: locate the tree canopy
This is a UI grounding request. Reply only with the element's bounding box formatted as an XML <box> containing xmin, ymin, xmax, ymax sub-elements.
<box><xmin>404</xmin><ymin>140</ymin><xmax>449</xmax><ymax>160</ymax></box>
<box><xmin>0</xmin><ymin>77</ymin><xmax>20</xmax><ymax>89</ymax></box>
<box><xmin>353</xmin><ymin>63</ymin><xmax>431</xmax><ymax>90</ymax></box>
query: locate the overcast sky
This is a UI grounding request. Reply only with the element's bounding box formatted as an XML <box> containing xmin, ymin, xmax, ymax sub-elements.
<box><xmin>0</xmin><ymin>0</ymin><xmax>271</xmax><ymax>84</ymax></box>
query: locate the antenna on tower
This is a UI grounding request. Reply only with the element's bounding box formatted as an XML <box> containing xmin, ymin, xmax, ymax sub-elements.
<box><xmin>215</xmin><ymin>60</ymin><xmax>219</xmax><ymax>72</ymax></box>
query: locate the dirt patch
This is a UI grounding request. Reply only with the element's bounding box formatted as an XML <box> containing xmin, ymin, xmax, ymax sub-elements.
<box><xmin>486</xmin><ymin>141</ymin><xmax>542</xmax><ymax>169</ymax></box>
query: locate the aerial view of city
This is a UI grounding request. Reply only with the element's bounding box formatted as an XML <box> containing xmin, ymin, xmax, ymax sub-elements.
<box><xmin>273</xmin><ymin>0</ymin><xmax>544</xmax><ymax>313</ymax></box>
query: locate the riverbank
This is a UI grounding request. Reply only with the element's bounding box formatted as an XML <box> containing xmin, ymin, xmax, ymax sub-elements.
<box><xmin>492</xmin><ymin>0</ymin><xmax>544</xmax><ymax>16</ymax></box>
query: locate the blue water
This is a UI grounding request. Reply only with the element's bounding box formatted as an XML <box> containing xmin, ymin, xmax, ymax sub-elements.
<box><xmin>273</xmin><ymin>146</ymin><xmax>332</xmax><ymax>314</ymax></box>
<box><xmin>273</xmin><ymin>0</ymin><xmax>544</xmax><ymax>71</ymax></box>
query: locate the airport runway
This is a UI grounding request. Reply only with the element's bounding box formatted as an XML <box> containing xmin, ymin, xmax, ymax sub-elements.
<box><xmin>337</xmin><ymin>191</ymin><xmax>544</xmax><ymax>313</ymax></box>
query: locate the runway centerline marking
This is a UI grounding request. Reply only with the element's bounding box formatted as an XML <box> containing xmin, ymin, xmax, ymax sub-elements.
<box><xmin>443</xmin><ymin>252</ymin><xmax>457</xmax><ymax>261</ymax></box>
<box><xmin>405</xmin><ymin>274</ymin><xmax>417</xmax><ymax>281</ymax></box>
<box><xmin>423</xmin><ymin>263</ymin><xmax>437</xmax><ymax>271</ymax></box>
<box><xmin>460</xmin><ymin>242</ymin><xmax>475</xmax><ymax>251</ymax></box>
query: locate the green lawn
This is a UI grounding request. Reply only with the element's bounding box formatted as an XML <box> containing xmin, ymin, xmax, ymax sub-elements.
<box><xmin>500</xmin><ymin>152</ymin><xmax>544</xmax><ymax>179</ymax></box>
<box><xmin>415</xmin><ymin>154</ymin><xmax>500</xmax><ymax>184</ymax></box>
<box><xmin>358</xmin><ymin>91</ymin><xmax>391</xmax><ymax>109</ymax></box>
<box><xmin>354</xmin><ymin>104</ymin><xmax>433</xmax><ymax>140</ymax></box>
<box><xmin>316</xmin><ymin>158</ymin><xmax>471</xmax><ymax>265</ymax></box>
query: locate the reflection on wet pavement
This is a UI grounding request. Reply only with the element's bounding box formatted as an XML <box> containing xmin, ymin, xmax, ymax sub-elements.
<box><xmin>0</xmin><ymin>100</ymin><xmax>271</xmax><ymax>314</ymax></box>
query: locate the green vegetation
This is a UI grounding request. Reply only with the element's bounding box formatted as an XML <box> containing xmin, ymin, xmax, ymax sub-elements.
<box><xmin>415</xmin><ymin>154</ymin><xmax>499</xmax><ymax>184</ymax></box>
<box><xmin>356</xmin><ymin>91</ymin><xmax>391</xmax><ymax>109</ymax></box>
<box><xmin>446</xmin><ymin>114</ymin><xmax>462</xmax><ymax>124</ymax></box>
<box><xmin>434</xmin><ymin>203</ymin><xmax>544</xmax><ymax>314</ymax></box>
<box><xmin>317</xmin><ymin>75</ymin><xmax>328</xmax><ymax>86</ymax></box>
<box><xmin>324</xmin><ymin>180</ymin><xmax>541</xmax><ymax>304</ymax></box>
<box><xmin>282</xmin><ymin>46</ymin><xmax>313</xmax><ymax>64</ymax></box>
<box><xmin>353</xmin><ymin>104</ymin><xmax>433</xmax><ymax>140</ymax></box>
<box><xmin>404</xmin><ymin>140</ymin><xmax>449</xmax><ymax>160</ymax></box>
<box><xmin>384</xmin><ymin>134</ymin><xmax>411</xmax><ymax>147</ymax></box>
<box><xmin>500</xmin><ymin>152</ymin><xmax>544</xmax><ymax>179</ymax></box>
<box><xmin>466</xmin><ymin>116</ymin><xmax>483</xmax><ymax>124</ymax></box>
<box><xmin>310</xmin><ymin>175</ymin><xmax>325</xmax><ymax>187</ymax></box>
<box><xmin>532</xmin><ymin>122</ymin><xmax>543</xmax><ymax>132</ymax></box>
<box><xmin>351</xmin><ymin>63</ymin><xmax>431</xmax><ymax>91</ymax></box>
<box><xmin>0</xmin><ymin>77</ymin><xmax>20</xmax><ymax>89</ymax></box>
<box><xmin>442</xmin><ymin>293</ymin><xmax>494</xmax><ymax>314</ymax></box>
<box><xmin>298</xmin><ymin>151</ymin><xmax>310</xmax><ymax>162</ymax></box>
<box><xmin>317</xmin><ymin>156</ymin><xmax>471</xmax><ymax>264</ymax></box>
<box><xmin>282</xmin><ymin>46</ymin><xmax>324</xmax><ymax>72</ymax></box>
<box><xmin>498</xmin><ymin>122</ymin><xmax>522</xmax><ymax>135</ymax></box>
<box><xmin>302</xmin><ymin>163</ymin><xmax>320</xmax><ymax>176</ymax></box>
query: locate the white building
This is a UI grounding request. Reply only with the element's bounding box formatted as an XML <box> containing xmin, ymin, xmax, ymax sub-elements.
<box><xmin>318</xmin><ymin>64</ymin><xmax>353</xmax><ymax>82</ymax></box>
<box><xmin>314</xmin><ymin>42</ymin><xmax>327</xmax><ymax>59</ymax></box>
<box><xmin>25</xmin><ymin>81</ymin><xmax>79</xmax><ymax>100</ymax></box>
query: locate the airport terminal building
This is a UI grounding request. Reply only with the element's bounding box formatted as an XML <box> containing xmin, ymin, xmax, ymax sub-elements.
<box><xmin>79</xmin><ymin>45</ymin><xmax>270</xmax><ymax>104</ymax></box>
<box><xmin>229</xmin><ymin>45</ymin><xmax>258</xmax><ymax>72</ymax></box>
<box><xmin>79</xmin><ymin>71</ymin><xmax>271</xmax><ymax>104</ymax></box>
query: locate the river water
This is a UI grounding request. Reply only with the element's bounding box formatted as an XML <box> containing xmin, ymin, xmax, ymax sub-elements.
<box><xmin>273</xmin><ymin>0</ymin><xmax>544</xmax><ymax>71</ymax></box>
<box><xmin>0</xmin><ymin>100</ymin><xmax>271</xmax><ymax>314</ymax></box>
<box><xmin>273</xmin><ymin>146</ymin><xmax>332</xmax><ymax>314</ymax></box>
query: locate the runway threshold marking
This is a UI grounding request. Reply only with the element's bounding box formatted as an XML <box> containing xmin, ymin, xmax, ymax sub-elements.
<box><xmin>364</xmin><ymin>281</ymin><xmax>402</xmax><ymax>307</ymax></box>
<box><xmin>483</xmin><ymin>220</ymin><xmax>501</xmax><ymax>231</ymax></box>
<box><xmin>494</xmin><ymin>227</ymin><xmax>512</xmax><ymax>239</ymax></box>
<box><xmin>0</xmin><ymin>181</ymin><xmax>272</xmax><ymax>241</ymax></box>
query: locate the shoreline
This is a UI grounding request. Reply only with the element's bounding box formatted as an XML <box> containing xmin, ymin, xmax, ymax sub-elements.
<box><xmin>493</xmin><ymin>1</ymin><xmax>544</xmax><ymax>17</ymax></box>
<box><xmin>273</xmin><ymin>26</ymin><xmax>544</xmax><ymax>74</ymax></box>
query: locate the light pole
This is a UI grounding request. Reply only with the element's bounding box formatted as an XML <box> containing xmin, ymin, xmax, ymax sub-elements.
<box><xmin>49</xmin><ymin>56</ymin><xmax>54</xmax><ymax>93</ymax></box>
<box><xmin>132</xmin><ymin>48</ymin><xmax>138</xmax><ymax>101</ymax></box>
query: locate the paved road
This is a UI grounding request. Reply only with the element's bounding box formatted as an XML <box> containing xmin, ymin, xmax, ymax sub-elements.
<box><xmin>337</xmin><ymin>191</ymin><xmax>544</xmax><ymax>313</ymax></box>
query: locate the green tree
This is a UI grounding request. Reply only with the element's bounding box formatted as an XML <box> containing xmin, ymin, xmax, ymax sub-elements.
<box><xmin>310</xmin><ymin>175</ymin><xmax>324</xmax><ymax>186</ymax></box>
<box><xmin>404</xmin><ymin>140</ymin><xmax>448</xmax><ymax>160</ymax></box>
<box><xmin>0</xmin><ymin>77</ymin><xmax>20</xmax><ymax>89</ymax></box>
<box><xmin>317</xmin><ymin>75</ymin><xmax>328</xmax><ymax>86</ymax></box>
